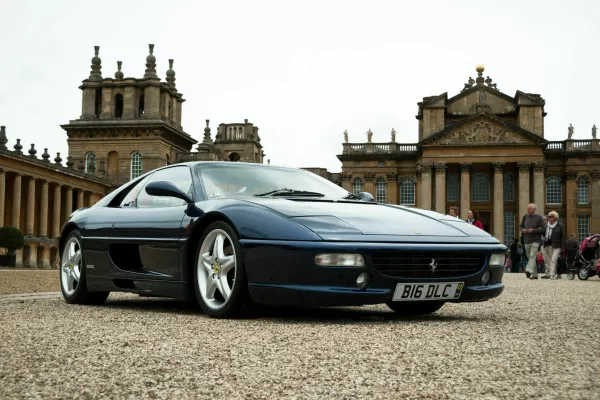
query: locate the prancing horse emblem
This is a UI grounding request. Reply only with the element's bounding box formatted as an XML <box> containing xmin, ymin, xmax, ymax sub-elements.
<box><xmin>429</xmin><ymin>258</ymin><xmax>438</xmax><ymax>274</ymax></box>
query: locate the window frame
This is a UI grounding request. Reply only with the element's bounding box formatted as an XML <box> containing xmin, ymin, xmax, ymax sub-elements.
<box><xmin>130</xmin><ymin>151</ymin><xmax>143</xmax><ymax>180</ymax></box>
<box><xmin>375</xmin><ymin>177</ymin><xmax>387</xmax><ymax>203</ymax></box>
<box><xmin>399</xmin><ymin>177</ymin><xmax>416</xmax><ymax>206</ymax></box>
<box><xmin>471</xmin><ymin>173</ymin><xmax>490</xmax><ymax>202</ymax></box>
<box><xmin>446</xmin><ymin>174</ymin><xmax>459</xmax><ymax>202</ymax></box>
<box><xmin>546</xmin><ymin>176</ymin><xmax>562</xmax><ymax>205</ymax></box>
<box><xmin>135</xmin><ymin>165</ymin><xmax>196</xmax><ymax>209</ymax></box>
<box><xmin>577</xmin><ymin>176</ymin><xmax>589</xmax><ymax>205</ymax></box>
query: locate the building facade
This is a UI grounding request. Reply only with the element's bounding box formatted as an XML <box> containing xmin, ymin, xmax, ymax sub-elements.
<box><xmin>0</xmin><ymin>44</ymin><xmax>266</xmax><ymax>267</ymax></box>
<box><xmin>335</xmin><ymin>65</ymin><xmax>600</xmax><ymax>244</ymax></box>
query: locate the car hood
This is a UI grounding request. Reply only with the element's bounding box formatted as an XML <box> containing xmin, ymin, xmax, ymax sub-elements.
<box><xmin>242</xmin><ymin>198</ymin><xmax>491</xmax><ymax>238</ymax></box>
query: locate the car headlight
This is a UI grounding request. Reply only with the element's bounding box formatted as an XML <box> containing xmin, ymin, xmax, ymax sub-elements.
<box><xmin>315</xmin><ymin>253</ymin><xmax>365</xmax><ymax>267</ymax></box>
<box><xmin>489</xmin><ymin>253</ymin><xmax>505</xmax><ymax>265</ymax></box>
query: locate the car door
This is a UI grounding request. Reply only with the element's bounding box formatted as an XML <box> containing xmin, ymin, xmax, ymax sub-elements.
<box><xmin>109</xmin><ymin>165</ymin><xmax>196</xmax><ymax>280</ymax></box>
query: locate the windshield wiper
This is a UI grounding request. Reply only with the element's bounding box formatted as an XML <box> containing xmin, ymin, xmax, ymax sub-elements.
<box><xmin>254</xmin><ymin>188</ymin><xmax>325</xmax><ymax>197</ymax></box>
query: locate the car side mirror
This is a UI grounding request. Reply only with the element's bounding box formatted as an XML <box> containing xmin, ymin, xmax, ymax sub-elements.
<box><xmin>145</xmin><ymin>181</ymin><xmax>194</xmax><ymax>204</ymax></box>
<box><xmin>358</xmin><ymin>191</ymin><xmax>375</xmax><ymax>202</ymax></box>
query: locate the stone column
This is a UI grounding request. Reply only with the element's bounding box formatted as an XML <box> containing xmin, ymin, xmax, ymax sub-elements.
<box><xmin>42</xmin><ymin>246</ymin><xmax>51</xmax><ymax>269</ymax></box>
<box><xmin>420</xmin><ymin>164</ymin><xmax>433</xmax><ymax>210</ymax></box>
<box><xmin>517</xmin><ymin>162</ymin><xmax>531</xmax><ymax>219</ymax></box>
<box><xmin>12</xmin><ymin>173</ymin><xmax>22</xmax><ymax>229</ymax></box>
<box><xmin>493</xmin><ymin>162</ymin><xmax>505</xmax><ymax>241</ymax></box>
<box><xmin>87</xmin><ymin>193</ymin><xmax>96</xmax><ymax>207</ymax></box>
<box><xmin>25</xmin><ymin>177</ymin><xmax>36</xmax><ymax>236</ymax></box>
<box><xmin>591</xmin><ymin>171</ymin><xmax>600</xmax><ymax>234</ymax></box>
<box><xmin>363</xmin><ymin>174</ymin><xmax>375</xmax><ymax>197</ymax></box>
<box><xmin>386</xmin><ymin>173</ymin><xmax>398</xmax><ymax>204</ymax></box>
<box><xmin>434</xmin><ymin>163</ymin><xmax>447</xmax><ymax>214</ymax></box>
<box><xmin>39</xmin><ymin>181</ymin><xmax>49</xmax><ymax>237</ymax></box>
<box><xmin>76</xmin><ymin>190</ymin><xmax>85</xmax><ymax>209</ymax></box>
<box><xmin>53</xmin><ymin>184</ymin><xmax>62</xmax><ymax>238</ymax></box>
<box><xmin>64</xmin><ymin>187</ymin><xmax>73</xmax><ymax>222</ymax></box>
<box><xmin>0</xmin><ymin>169</ymin><xmax>5</xmax><ymax>227</ymax></box>
<box><xmin>565</xmin><ymin>171</ymin><xmax>578</xmax><ymax>237</ymax></box>
<box><xmin>532</xmin><ymin>162</ymin><xmax>546</xmax><ymax>213</ymax></box>
<box><xmin>26</xmin><ymin>243</ymin><xmax>38</xmax><ymax>268</ymax></box>
<box><xmin>460</xmin><ymin>163</ymin><xmax>471</xmax><ymax>220</ymax></box>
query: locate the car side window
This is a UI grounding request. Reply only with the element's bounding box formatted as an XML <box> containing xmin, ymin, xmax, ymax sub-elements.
<box><xmin>119</xmin><ymin>175</ymin><xmax>152</xmax><ymax>208</ymax></box>
<box><xmin>136</xmin><ymin>166</ymin><xmax>194</xmax><ymax>208</ymax></box>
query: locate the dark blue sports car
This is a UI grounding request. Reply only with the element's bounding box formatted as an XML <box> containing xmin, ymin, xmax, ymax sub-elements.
<box><xmin>59</xmin><ymin>161</ymin><xmax>506</xmax><ymax>318</ymax></box>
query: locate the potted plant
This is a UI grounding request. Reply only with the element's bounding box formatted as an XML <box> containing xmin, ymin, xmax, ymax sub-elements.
<box><xmin>0</xmin><ymin>227</ymin><xmax>25</xmax><ymax>267</ymax></box>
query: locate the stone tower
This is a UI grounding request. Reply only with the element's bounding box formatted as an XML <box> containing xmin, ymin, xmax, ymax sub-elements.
<box><xmin>61</xmin><ymin>44</ymin><xmax>197</xmax><ymax>189</ymax></box>
<box><xmin>213</xmin><ymin>119</ymin><xmax>265</xmax><ymax>163</ymax></box>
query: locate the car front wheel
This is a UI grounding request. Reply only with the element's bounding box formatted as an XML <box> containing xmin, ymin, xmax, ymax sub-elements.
<box><xmin>60</xmin><ymin>230</ymin><xmax>109</xmax><ymax>304</ymax></box>
<box><xmin>386</xmin><ymin>301</ymin><xmax>445</xmax><ymax>316</ymax></box>
<box><xmin>193</xmin><ymin>221</ymin><xmax>247</xmax><ymax>318</ymax></box>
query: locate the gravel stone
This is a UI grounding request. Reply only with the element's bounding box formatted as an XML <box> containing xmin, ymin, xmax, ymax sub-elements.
<box><xmin>0</xmin><ymin>269</ymin><xmax>58</xmax><ymax>294</ymax></box>
<box><xmin>0</xmin><ymin>273</ymin><xmax>598</xmax><ymax>399</ymax></box>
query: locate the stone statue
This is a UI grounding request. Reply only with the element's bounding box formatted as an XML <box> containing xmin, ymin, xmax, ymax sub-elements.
<box><xmin>366</xmin><ymin>129</ymin><xmax>373</xmax><ymax>142</ymax></box>
<box><xmin>568</xmin><ymin>123</ymin><xmax>574</xmax><ymax>139</ymax></box>
<box><xmin>343</xmin><ymin>130</ymin><xmax>348</xmax><ymax>143</ymax></box>
<box><xmin>391</xmin><ymin>128</ymin><xmax>396</xmax><ymax>142</ymax></box>
<box><xmin>593</xmin><ymin>125</ymin><xmax>597</xmax><ymax>139</ymax></box>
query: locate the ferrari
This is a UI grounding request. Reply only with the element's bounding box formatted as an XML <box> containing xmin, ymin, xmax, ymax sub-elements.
<box><xmin>58</xmin><ymin>161</ymin><xmax>506</xmax><ymax>318</ymax></box>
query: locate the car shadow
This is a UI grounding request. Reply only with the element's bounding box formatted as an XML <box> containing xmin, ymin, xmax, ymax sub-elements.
<box><xmin>99</xmin><ymin>295</ymin><xmax>485</xmax><ymax>324</ymax></box>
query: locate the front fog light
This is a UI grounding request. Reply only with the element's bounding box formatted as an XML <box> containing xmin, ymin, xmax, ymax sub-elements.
<box><xmin>356</xmin><ymin>272</ymin><xmax>371</xmax><ymax>289</ymax></box>
<box><xmin>315</xmin><ymin>253</ymin><xmax>365</xmax><ymax>267</ymax></box>
<box><xmin>482</xmin><ymin>271</ymin><xmax>490</xmax><ymax>286</ymax></box>
<box><xmin>489</xmin><ymin>253</ymin><xmax>505</xmax><ymax>265</ymax></box>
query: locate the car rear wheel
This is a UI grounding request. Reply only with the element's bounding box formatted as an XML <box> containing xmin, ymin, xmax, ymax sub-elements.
<box><xmin>193</xmin><ymin>221</ymin><xmax>247</xmax><ymax>318</ymax></box>
<box><xmin>60</xmin><ymin>230</ymin><xmax>110</xmax><ymax>304</ymax></box>
<box><xmin>386</xmin><ymin>301</ymin><xmax>445</xmax><ymax>316</ymax></box>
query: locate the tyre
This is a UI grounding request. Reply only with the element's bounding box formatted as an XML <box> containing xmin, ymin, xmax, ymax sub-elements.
<box><xmin>59</xmin><ymin>230</ymin><xmax>110</xmax><ymax>304</ymax></box>
<box><xmin>193</xmin><ymin>221</ymin><xmax>247</xmax><ymax>318</ymax></box>
<box><xmin>567</xmin><ymin>271</ymin><xmax>575</xmax><ymax>280</ymax></box>
<box><xmin>386</xmin><ymin>301</ymin><xmax>445</xmax><ymax>316</ymax></box>
<box><xmin>577</xmin><ymin>268</ymin><xmax>589</xmax><ymax>281</ymax></box>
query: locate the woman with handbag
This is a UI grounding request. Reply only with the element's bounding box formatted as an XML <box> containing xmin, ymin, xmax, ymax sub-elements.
<box><xmin>541</xmin><ymin>211</ymin><xmax>565</xmax><ymax>280</ymax></box>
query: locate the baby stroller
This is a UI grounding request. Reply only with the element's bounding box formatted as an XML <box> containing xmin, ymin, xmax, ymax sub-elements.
<box><xmin>568</xmin><ymin>233</ymin><xmax>600</xmax><ymax>280</ymax></box>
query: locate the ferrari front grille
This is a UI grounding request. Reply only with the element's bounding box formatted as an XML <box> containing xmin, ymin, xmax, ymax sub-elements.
<box><xmin>371</xmin><ymin>251</ymin><xmax>486</xmax><ymax>278</ymax></box>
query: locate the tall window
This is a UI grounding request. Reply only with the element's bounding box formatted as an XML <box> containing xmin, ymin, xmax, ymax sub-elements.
<box><xmin>130</xmin><ymin>152</ymin><xmax>142</xmax><ymax>180</ymax></box>
<box><xmin>352</xmin><ymin>178</ymin><xmax>363</xmax><ymax>195</ymax></box>
<box><xmin>503</xmin><ymin>174</ymin><xmax>515</xmax><ymax>202</ymax></box>
<box><xmin>546</xmin><ymin>176</ymin><xmax>562</xmax><ymax>205</ymax></box>
<box><xmin>85</xmin><ymin>152</ymin><xmax>96</xmax><ymax>173</ymax></box>
<box><xmin>504</xmin><ymin>211</ymin><xmax>515</xmax><ymax>245</ymax></box>
<box><xmin>578</xmin><ymin>215</ymin><xmax>590</xmax><ymax>240</ymax></box>
<box><xmin>471</xmin><ymin>173</ymin><xmax>490</xmax><ymax>202</ymax></box>
<box><xmin>375</xmin><ymin>177</ymin><xmax>386</xmax><ymax>203</ymax></box>
<box><xmin>446</xmin><ymin>174</ymin><xmax>459</xmax><ymax>202</ymax></box>
<box><xmin>577</xmin><ymin>176</ymin><xmax>589</xmax><ymax>204</ymax></box>
<box><xmin>400</xmin><ymin>178</ymin><xmax>416</xmax><ymax>205</ymax></box>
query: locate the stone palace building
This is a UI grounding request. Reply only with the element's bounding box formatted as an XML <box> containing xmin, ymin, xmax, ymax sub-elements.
<box><xmin>328</xmin><ymin>65</ymin><xmax>599</xmax><ymax>244</ymax></box>
<box><xmin>0</xmin><ymin>44</ymin><xmax>266</xmax><ymax>267</ymax></box>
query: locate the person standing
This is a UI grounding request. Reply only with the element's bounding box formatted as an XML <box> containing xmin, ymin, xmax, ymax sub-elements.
<box><xmin>520</xmin><ymin>203</ymin><xmax>546</xmax><ymax>279</ymax></box>
<box><xmin>565</xmin><ymin>233</ymin><xmax>579</xmax><ymax>270</ymax></box>
<box><xmin>541</xmin><ymin>211</ymin><xmax>565</xmax><ymax>279</ymax></box>
<box><xmin>448</xmin><ymin>206</ymin><xmax>459</xmax><ymax>218</ymax></box>
<box><xmin>510</xmin><ymin>238</ymin><xmax>521</xmax><ymax>273</ymax></box>
<box><xmin>467</xmin><ymin>210</ymin><xmax>484</xmax><ymax>230</ymax></box>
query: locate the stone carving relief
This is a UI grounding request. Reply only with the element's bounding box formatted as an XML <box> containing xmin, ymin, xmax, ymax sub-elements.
<box><xmin>590</xmin><ymin>170</ymin><xmax>600</xmax><ymax>181</ymax></box>
<box><xmin>386</xmin><ymin>172</ymin><xmax>398</xmax><ymax>181</ymax></box>
<box><xmin>364</xmin><ymin>172</ymin><xmax>376</xmax><ymax>182</ymax></box>
<box><xmin>436</xmin><ymin>118</ymin><xmax>532</xmax><ymax>145</ymax></box>
<box><xmin>340</xmin><ymin>173</ymin><xmax>352</xmax><ymax>182</ymax></box>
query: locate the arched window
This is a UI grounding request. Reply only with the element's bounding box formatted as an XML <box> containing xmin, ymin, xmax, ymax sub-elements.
<box><xmin>352</xmin><ymin>178</ymin><xmax>363</xmax><ymax>194</ymax></box>
<box><xmin>577</xmin><ymin>176</ymin><xmax>589</xmax><ymax>204</ymax></box>
<box><xmin>130</xmin><ymin>152</ymin><xmax>142</xmax><ymax>180</ymax></box>
<box><xmin>85</xmin><ymin>152</ymin><xmax>96</xmax><ymax>173</ymax></box>
<box><xmin>375</xmin><ymin>177</ymin><xmax>387</xmax><ymax>203</ymax></box>
<box><xmin>503</xmin><ymin>174</ymin><xmax>515</xmax><ymax>202</ymax></box>
<box><xmin>546</xmin><ymin>176</ymin><xmax>562</xmax><ymax>205</ymax></box>
<box><xmin>399</xmin><ymin>177</ymin><xmax>416</xmax><ymax>205</ymax></box>
<box><xmin>471</xmin><ymin>173</ymin><xmax>490</xmax><ymax>202</ymax></box>
<box><xmin>446</xmin><ymin>174</ymin><xmax>459</xmax><ymax>202</ymax></box>
<box><xmin>114</xmin><ymin>94</ymin><xmax>124</xmax><ymax>118</ymax></box>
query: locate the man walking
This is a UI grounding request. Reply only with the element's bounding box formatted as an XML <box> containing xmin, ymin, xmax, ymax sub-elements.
<box><xmin>520</xmin><ymin>203</ymin><xmax>546</xmax><ymax>279</ymax></box>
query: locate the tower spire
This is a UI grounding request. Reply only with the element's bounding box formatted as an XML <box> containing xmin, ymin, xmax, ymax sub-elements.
<box><xmin>144</xmin><ymin>44</ymin><xmax>158</xmax><ymax>79</ymax></box>
<box><xmin>115</xmin><ymin>61</ymin><xmax>124</xmax><ymax>79</ymax></box>
<box><xmin>166</xmin><ymin>59</ymin><xmax>176</xmax><ymax>87</ymax></box>
<box><xmin>89</xmin><ymin>45</ymin><xmax>102</xmax><ymax>81</ymax></box>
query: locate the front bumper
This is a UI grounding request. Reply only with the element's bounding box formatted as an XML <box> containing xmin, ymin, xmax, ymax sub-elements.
<box><xmin>241</xmin><ymin>239</ymin><xmax>505</xmax><ymax>307</ymax></box>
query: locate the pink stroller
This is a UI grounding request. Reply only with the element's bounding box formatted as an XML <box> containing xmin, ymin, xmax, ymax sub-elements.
<box><xmin>568</xmin><ymin>233</ymin><xmax>600</xmax><ymax>280</ymax></box>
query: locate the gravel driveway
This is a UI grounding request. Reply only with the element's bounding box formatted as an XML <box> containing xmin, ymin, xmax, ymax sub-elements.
<box><xmin>1</xmin><ymin>273</ymin><xmax>598</xmax><ymax>399</ymax></box>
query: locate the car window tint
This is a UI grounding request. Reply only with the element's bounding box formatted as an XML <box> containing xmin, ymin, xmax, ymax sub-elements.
<box><xmin>136</xmin><ymin>166</ymin><xmax>194</xmax><ymax>208</ymax></box>
<box><xmin>119</xmin><ymin>175</ymin><xmax>152</xmax><ymax>208</ymax></box>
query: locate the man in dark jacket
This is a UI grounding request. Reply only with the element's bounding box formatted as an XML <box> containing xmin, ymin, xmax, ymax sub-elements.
<box><xmin>540</xmin><ymin>211</ymin><xmax>565</xmax><ymax>279</ymax></box>
<box><xmin>565</xmin><ymin>233</ymin><xmax>579</xmax><ymax>271</ymax></box>
<box><xmin>520</xmin><ymin>203</ymin><xmax>546</xmax><ymax>279</ymax></box>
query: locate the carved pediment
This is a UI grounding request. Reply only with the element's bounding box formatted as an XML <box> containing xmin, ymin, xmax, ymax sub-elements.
<box><xmin>434</xmin><ymin>116</ymin><xmax>536</xmax><ymax>146</ymax></box>
<box><xmin>447</xmin><ymin>88</ymin><xmax>516</xmax><ymax>115</ymax></box>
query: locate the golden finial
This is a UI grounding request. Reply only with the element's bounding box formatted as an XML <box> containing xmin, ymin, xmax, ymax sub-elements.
<box><xmin>476</xmin><ymin>64</ymin><xmax>485</xmax><ymax>73</ymax></box>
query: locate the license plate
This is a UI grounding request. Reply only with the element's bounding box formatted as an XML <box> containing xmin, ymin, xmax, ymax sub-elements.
<box><xmin>392</xmin><ymin>282</ymin><xmax>464</xmax><ymax>301</ymax></box>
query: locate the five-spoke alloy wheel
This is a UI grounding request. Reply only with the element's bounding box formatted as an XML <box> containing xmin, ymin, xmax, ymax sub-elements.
<box><xmin>59</xmin><ymin>230</ymin><xmax>109</xmax><ymax>304</ymax></box>
<box><xmin>194</xmin><ymin>221</ymin><xmax>247</xmax><ymax>318</ymax></box>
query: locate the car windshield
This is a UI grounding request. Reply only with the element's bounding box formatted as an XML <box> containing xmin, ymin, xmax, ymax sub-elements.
<box><xmin>196</xmin><ymin>163</ymin><xmax>352</xmax><ymax>199</ymax></box>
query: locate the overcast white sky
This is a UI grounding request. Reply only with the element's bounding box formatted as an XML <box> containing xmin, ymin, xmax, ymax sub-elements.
<box><xmin>1</xmin><ymin>0</ymin><xmax>599</xmax><ymax>172</ymax></box>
